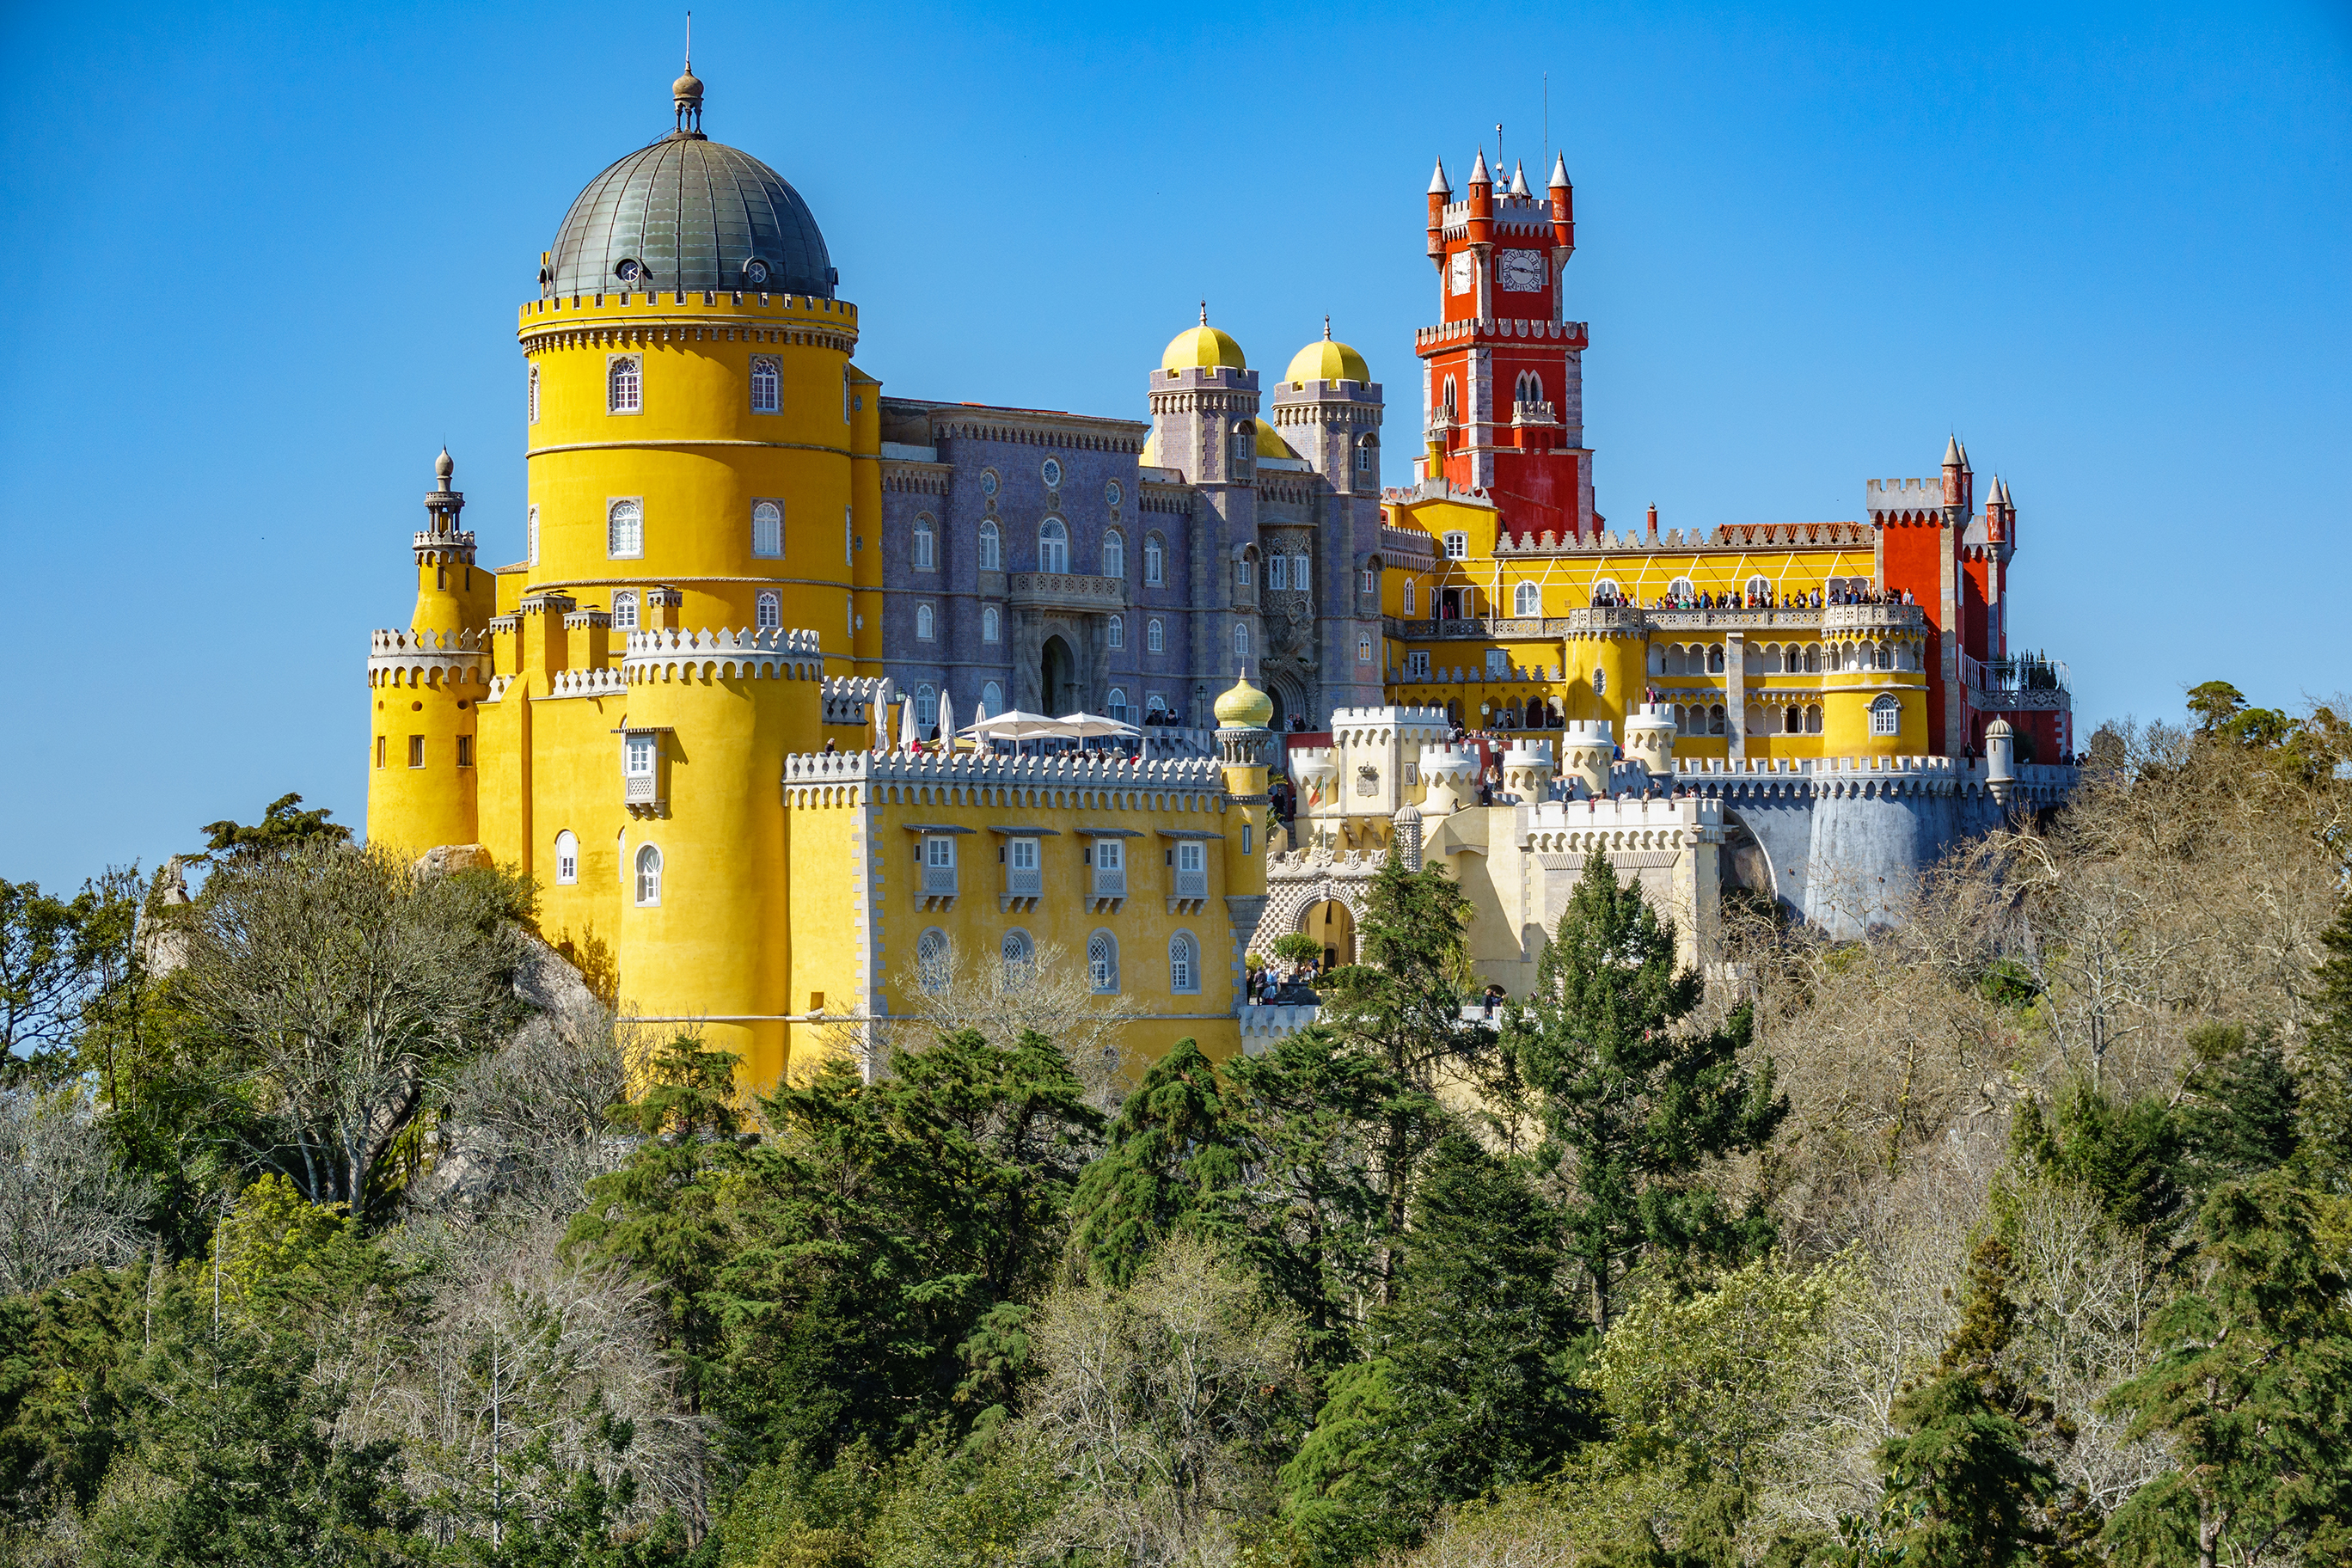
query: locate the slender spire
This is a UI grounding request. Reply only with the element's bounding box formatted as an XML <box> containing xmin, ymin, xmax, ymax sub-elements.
<box><xmin>1429</xmin><ymin>156</ymin><xmax>1452</xmax><ymax>196</ymax></box>
<box><xmin>1943</xmin><ymin>433</ymin><xmax>1963</xmax><ymax>467</ymax></box>
<box><xmin>1323</xmin><ymin>315</ymin><xmax>1332</xmax><ymax>340</ymax></box>
<box><xmin>1468</xmin><ymin>148</ymin><xmax>1491</xmax><ymax>186</ymax></box>
<box><xmin>1510</xmin><ymin>159</ymin><xmax>1528</xmax><ymax>196</ymax></box>
<box><xmin>1199</xmin><ymin>301</ymin><xmax>1208</xmax><ymax>326</ymax></box>
<box><xmin>1549</xmin><ymin>151</ymin><xmax>1571</xmax><ymax>190</ymax></box>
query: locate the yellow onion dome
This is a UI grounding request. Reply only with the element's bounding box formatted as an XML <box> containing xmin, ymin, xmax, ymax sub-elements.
<box><xmin>1161</xmin><ymin>307</ymin><xmax>1247</xmax><ymax>372</ymax></box>
<box><xmin>1253</xmin><ymin>417</ymin><xmax>1300</xmax><ymax>459</ymax></box>
<box><xmin>1215</xmin><ymin>671</ymin><xmax>1276</xmax><ymax>729</ymax></box>
<box><xmin>1283</xmin><ymin>329</ymin><xmax>1370</xmax><ymax>386</ymax></box>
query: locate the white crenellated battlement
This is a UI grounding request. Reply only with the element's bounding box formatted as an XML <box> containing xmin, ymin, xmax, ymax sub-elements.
<box><xmin>539</xmin><ymin>667</ymin><xmax>628</xmax><ymax>700</ymax></box>
<box><xmin>1865</xmin><ymin>476</ymin><xmax>1943</xmax><ymax>513</ymax></box>
<box><xmin>823</xmin><ymin>675</ymin><xmax>887</xmax><ymax>726</ymax></box>
<box><xmin>1520</xmin><ymin>792</ymin><xmax>1724</xmax><ymax>854</ymax></box>
<box><xmin>622</xmin><ymin>627</ymin><xmax>826</xmax><ymax>683</ymax></box>
<box><xmin>368</xmin><ymin>626</ymin><xmax>489</xmax><ymax>688</ymax></box>
<box><xmin>781</xmin><ymin>747</ymin><xmax>1226</xmax><ymax>809</ymax></box>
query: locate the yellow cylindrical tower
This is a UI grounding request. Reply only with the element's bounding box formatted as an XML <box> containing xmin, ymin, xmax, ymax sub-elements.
<box><xmin>366</xmin><ymin>450</ymin><xmax>488</xmax><ymax>854</ymax></box>
<box><xmin>1565</xmin><ymin>622</ymin><xmax>1645</xmax><ymax>731</ymax></box>
<box><xmin>1213</xmin><ymin>673</ymin><xmax>1276</xmax><ymax>893</ymax></box>
<box><xmin>616</xmin><ymin>630</ymin><xmax>829</xmax><ymax>1088</ymax></box>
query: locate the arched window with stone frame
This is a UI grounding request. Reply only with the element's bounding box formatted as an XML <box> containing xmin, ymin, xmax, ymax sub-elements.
<box><xmin>528</xmin><ymin>363</ymin><xmax>540</xmax><ymax>424</ymax></box>
<box><xmin>1234</xmin><ymin>622</ymin><xmax>1251</xmax><ymax>659</ymax></box>
<box><xmin>1038</xmin><ymin>518</ymin><xmax>1069</xmax><ymax>574</ymax></box>
<box><xmin>1088</xmin><ymin>931</ymin><xmax>1120</xmax><ymax>994</ymax></box>
<box><xmin>916</xmin><ymin>684</ymin><xmax>938</xmax><ymax>731</ymax></box>
<box><xmin>979</xmin><ymin>519</ymin><xmax>1001</xmax><ymax>571</ymax></box>
<box><xmin>1001</xmin><ymin>928</ymin><xmax>1036</xmax><ymax>984</ymax></box>
<box><xmin>1168</xmin><ymin>931</ymin><xmax>1199</xmax><ymax>994</ymax></box>
<box><xmin>607</xmin><ymin>498</ymin><xmax>643</xmax><ymax>559</ymax></box>
<box><xmin>913</xmin><ymin>515</ymin><xmax>937</xmax><ymax>571</ymax></box>
<box><xmin>1871</xmin><ymin>694</ymin><xmax>1902</xmax><ymax>737</ymax></box>
<box><xmin>1143</xmin><ymin>531</ymin><xmax>1165</xmax><ymax>586</ymax></box>
<box><xmin>981</xmin><ymin>679</ymin><xmax>1003</xmax><ymax>715</ymax></box>
<box><xmin>916</xmin><ymin>928</ymin><xmax>951</xmax><ymax>994</ymax></box>
<box><xmin>751</xmin><ymin>499</ymin><xmax>782</xmax><ymax>558</ymax></box>
<box><xmin>982</xmin><ymin>604</ymin><xmax>1001</xmax><ymax>643</ymax></box>
<box><xmin>634</xmin><ymin>843</ymin><xmax>662</xmax><ymax>906</ymax></box>
<box><xmin>1514</xmin><ymin>581</ymin><xmax>1541</xmax><ymax>617</ymax></box>
<box><xmin>1102</xmin><ymin>529</ymin><xmax>1124</xmax><ymax>579</ymax></box>
<box><xmin>610</xmin><ymin>589</ymin><xmax>639</xmax><ymax>630</ymax></box>
<box><xmin>756</xmin><ymin>591</ymin><xmax>780</xmax><ymax>630</ymax></box>
<box><xmin>554</xmin><ymin>830</ymin><xmax>578</xmax><ymax>885</ymax></box>
<box><xmin>607</xmin><ymin>355</ymin><xmax>641</xmax><ymax>414</ymax></box>
<box><xmin>916</xmin><ymin>603</ymin><xmax>935</xmax><ymax>640</ymax></box>
<box><xmin>1230</xmin><ymin>422</ymin><xmax>1253</xmax><ymax>466</ymax></box>
<box><xmin>1108</xmin><ymin>615</ymin><xmax>1125</xmax><ymax>651</ymax></box>
<box><xmin>750</xmin><ymin>356</ymin><xmax>780</xmax><ymax>413</ymax></box>
<box><xmin>1147</xmin><ymin>617</ymin><xmax>1165</xmax><ymax>653</ymax></box>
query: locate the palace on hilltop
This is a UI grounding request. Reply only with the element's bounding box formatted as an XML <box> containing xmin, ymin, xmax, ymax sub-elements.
<box><xmin>364</xmin><ymin>67</ymin><xmax>2077</xmax><ymax>1088</ymax></box>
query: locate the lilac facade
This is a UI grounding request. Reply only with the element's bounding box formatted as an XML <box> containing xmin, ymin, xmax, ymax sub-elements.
<box><xmin>874</xmin><ymin>352</ymin><xmax>1389</xmax><ymax>736</ymax></box>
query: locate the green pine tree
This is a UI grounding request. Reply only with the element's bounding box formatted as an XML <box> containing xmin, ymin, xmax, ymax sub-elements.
<box><xmin>2007</xmin><ymin>1082</ymin><xmax>2184</xmax><ymax>1235</ymax></box>
<box><xmin>2101</xmin><ymin>1173</ymin><xmax>2352</xmax><ymax>1568</ymax></box>
<box><xmin>1313</xmin><ymin>849</ymin><xmax>1495</xmax><ymax>1300</ymax></box>
<box><xmin>2301</xmin><ymin>897</ymin><xmax>2352</xmax><ymax>1185</ymax></box>
<box><xmin>1282</xmin><ymin>1134</ymin><xmax>1589</xmax><ymax>1559</ymax></box>
<box><xmin>1505</xmin><ymin>853</ymin><xmax>1786</xmax><ymax>1327</ymax></box>
<box><xmin>1871</xmin><ymin>1236</ymin><xmax>2056</xmax><ymax>1568</ymax></box>
<box><xmin>2174</xmin><ymin>1022</ymin><xmax>2301</xmax><ymax>1199</ymax></box>
<box><xmin>1065</xmin><ymin>1036</ymin><xmax>1246</xmax><ymax>1289</ymax></box>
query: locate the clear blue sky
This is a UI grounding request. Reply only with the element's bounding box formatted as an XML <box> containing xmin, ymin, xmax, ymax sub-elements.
<box><xmin>3</xmin><ymin>1</ymin><xmax>2346</xmax><ymax>891</ymax></box>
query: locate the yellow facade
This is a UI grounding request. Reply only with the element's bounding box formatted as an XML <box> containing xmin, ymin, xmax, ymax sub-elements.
<box><xmin>1378</xmin><ymin>494</ymin><xmax>1929</xmax><ymax>763</ymax></box>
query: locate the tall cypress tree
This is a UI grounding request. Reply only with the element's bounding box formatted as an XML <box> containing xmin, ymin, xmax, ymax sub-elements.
<box><xmin>1504</xmin><ymin>853</ymin><xmax>1785</xmax><ymax>1327</ymax></box>
<box><xmin>1314</xmin><ymin>849</ymin><xmax>1494</xmax><ymax>1299</ymax></box>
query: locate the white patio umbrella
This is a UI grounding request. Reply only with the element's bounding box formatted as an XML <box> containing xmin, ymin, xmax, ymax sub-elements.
<box><xmin>897</xmin><ymin>695</ymin><xmax>919</xmax><ymax>752</ymax></box>
<box><xmin>960</xmin><ymin>709</ymin><xmax>1068</xmax><ymax>741</ymax></box>
<box><xmin>872</xmin><ymin>686</ymin><xmax>890</xmax><ymax>752</ymax></box>
<box><xmin>937</xmin><ymin>689</ymin><xmax>956</xmax><ymax>751</ymax></box>
<box><xmin>1056</xmin><ymin>711</ymin><xmax>1141</xmax><ymax>739</ymax></box>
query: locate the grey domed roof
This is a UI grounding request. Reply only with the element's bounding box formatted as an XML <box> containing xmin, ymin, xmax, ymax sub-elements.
<box><xmin>544</xmin><ymin>131</ymin><xmax>834</xmax><ymax>299</ymax></box>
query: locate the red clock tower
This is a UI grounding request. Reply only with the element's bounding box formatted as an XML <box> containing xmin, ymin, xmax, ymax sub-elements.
<box><xmin>1418</xmin><ymin>150</ymin><xmax>1594</xmax><ymax>538</ymax></box>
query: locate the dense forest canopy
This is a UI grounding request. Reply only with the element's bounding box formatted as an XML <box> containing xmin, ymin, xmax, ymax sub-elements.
<box><xmin>0</xmin><ymin>687</ymin><xmax>2347</xmax><ymax>1567</ymax></box>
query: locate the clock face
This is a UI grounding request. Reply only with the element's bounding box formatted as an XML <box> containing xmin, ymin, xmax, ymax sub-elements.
<box><xmin>1498</xmin><ymin>250</ymin><xmax>1547</xmax><ymax>293</ymax></box>
<box><xmin>1448</xmin><ymin>252</ymin><xmax>1474</xmax><ymax>297</ymax></box>
<box><xmin>1041</xmin><ymin>457</ymin><xmax>1063</xmax><ymax>488</ymax></box>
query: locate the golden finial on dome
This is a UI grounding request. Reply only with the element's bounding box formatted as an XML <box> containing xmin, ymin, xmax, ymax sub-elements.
<box><xmin>1214</xmin><ymin>668</ymin><xmax>1274</xmax><ymax>730</ymax></box>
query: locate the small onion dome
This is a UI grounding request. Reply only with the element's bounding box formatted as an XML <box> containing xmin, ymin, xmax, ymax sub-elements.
<box><xmin>673</xmin><ymin>69</ymin><xmax>704</xmax><ymax>105</ymax></box>
<box><xmin>1283</xmin><ymin>331</ymin><xmax>1369</xmax><ymax>387</ymax></box>
<box><xmin>1984</xmin><ymin>718</ymin><xmax>2014</xmax><ymax>739</ymax></box>
<box><xmin>1215</xmin><ymin>671</ymin><xmax>1275</xmax><ymax>730</ymax></box>
<box><xmin>1161</xmin><ymin>305</ymin><xmax>1246</xmax><ymax>372</ymax></box>
<box><xmin>1253</xmin><ymin>417</ymin><xmax>1300</xmax><ymax>460</ymax></box>
<box><xmin>434</xmin><ymin>447</ymin><xmax>455</xmax><ymax>479</ymax></box>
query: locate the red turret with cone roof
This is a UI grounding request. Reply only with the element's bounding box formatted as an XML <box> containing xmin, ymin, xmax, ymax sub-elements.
<box><xmin>1416</xmin><ymin>139</ymin><xmax>1594</xmax><ymax>539</ymax></box>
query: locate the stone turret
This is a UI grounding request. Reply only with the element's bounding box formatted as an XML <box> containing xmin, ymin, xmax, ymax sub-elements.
<box><xmin>1623</xmin><ymin>703</ymin><xmax>1677</xmax><ymax>785</ymax></box>
<box><xmin>1562</xmin><ymin>720</ymin><xmax>1613</xmax><ymax>798</ymax></box>
<box><xmin>1984</xmin><ymin>717</ymin><xmax>2017</xmax><ymax>805</ymax></box>
<box><xmin>1501</xmin><ymin>739</ymin><xmax>1555</xmax><ymax>802</ymax></box>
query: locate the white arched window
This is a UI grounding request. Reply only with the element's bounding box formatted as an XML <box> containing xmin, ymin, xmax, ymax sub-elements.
<box><xmin>1443</xmin><ymin>531</ymin><xmax>1468</xmax><ymax>560</ymax></box>
<box><xmin>607</xmin><ymin>355</ymin><xmax>641</xmax><ymax>414</ymax></box>
<box><xmin>751</xmin><ymin>499</ymin><xmax>782</xmax><ymax>558</ymax></box>
<box><xmin>554</xmin><ymin>830</ymin><xmax>578</xmax><ymax>885</ymax></box>
<box><xmin>1355</xmin><ymin>437</ymin><xmax>1375</xmax><ymax>474</ymax></box>
<box><xmin>1108</xmin><ymin>615</ymin><xmax>1125</xmax><ymax>650</ymax></box>
<box><xmin>1402</xmin><ymin>581</ymin><xmax>1416</xmax><ymax>616</ymax></box>
<box><xmin>1088</xmin><ymin>931</ymin><xmax>1119</xmax><ymax>994</ymax></box>
<box><xmin>916</xmin><ymin>928</ymin><xmax>951</xmax><ymax>994</ymax></box>
<box><xmin>981</xmin><ymin>680</ymin><xmax>1003</xmax><ymax>715</ymax></box>
<box><xmin>978</xmin><ymin>519</ymin><xmax>1001</xmax><ymax>570</ymax></box>
<box><xmin>1147</xmin><ymin>618</ymin><xmax>1165</xmax><ymax>653</ymax></box>
<box><xmin>1107</xmin><ymin>687</ymin><xmax>1130</xmax><ymax>722</ymax></box>
<box><xmin>982</xmin><ymin>604</ymin><xmax>1001</xmax><ymax>643</ymax></box>
<box><xmin>1038</xmin><ymin>518</ymin><xmax>1069</xmax><ymax>574</ymax></box>
<box><xmin>913</xmin><ymin>517</ymin><xmax>937</xmax><ymax>571</ymax></box>
<box><xmin>756</xmin><ymin>591</ymin><xmax>781</xmax><ymax>630</ymax></box>
<box><xmin>607</xmin><ymin>498</ymin><xmax>643</xmax><ymax>559</ymax></box>
<box><xmin>1235</xmin><ymin>554</ymin><xmax>1253</xmax><ymax>590</ymax></box>
<box><xmin>1871</xmin><ymin>695</ymin><xmax>1902</xmax><ymax>736</ymax></box>
<box><xmin>916</xmin><ymin>684</ymin><xmax>938</xmax><ymax>730</ymax></box>
<box><xmin>1668</xmin><ymin>576</ymin><xmax>1695</xmax><ymax>603</ymax></box>
<box><xmin>1103</xmin><ymin>530</ymin><xmax>1124</xmax><ymax>579</ymax></box>
<box><xmin>916</xmin><ymin>603</ymin><xmax>935</xmax><ymax>640</ymax></box>
<box><xmin>1143</xmin><ymin>534</ymin><xmax>1164</xmax><ymax>585</ymax></box>
<box><xmin>1747</xmin><ymin>575</ymin><xmax>1772</xmax><ymax>603</ymax></box>
<box><xmin>634</xmin><ymin>843</ymin><xmax>662</xmax><ymax>905</ymax></box>
<box><xmin>526</xmin><ymin>505</ymin><xmax>539</xmax><ymax>566</ymax></box>
<box><xmin>1230</xmin><ymin>422</ymin><xmax>1253</xmax><ymax>464</ymax></box>
<box><xmin>1001</xmin><ymin>928</ymin><xmax>1036</xmax><ymax>982</ymax></box>
<box><xmin>1513</xmin><ymin>582</ymin><xmax>1540</xmax><ymax>616</ymax></box>
<box><xmin>750</xmin><ymin>356</ymin><xmax>779</xmax><ymax>413</ymax></box>
<box><xmin>1357</xmin><ymin>632</ymin><xmax>1373</xmax><ymax>663</ymax></box>
<box><xmin>1234</xmin><ymin>622</ymin><xmax>1251</xmax><ymax>659</ymax></box>
<box><xmin>610</xmin><ymin>589</ymin><xmax>639</xmax><ymax>630</ymax></box>
<box><xmin>528</xmin><ymin>364</ymin><xmax>540</xmax><ymax>424</ymax></box>
<box><xmin>1169</xmin><ymin>932</ymin><xmax>1198</xmax><ymax>994</ymax></box>
<box><xmin>1593</xmin><ymin>579</ymin><xmax>1621</xmax><ymax>606</ymax></box>
<box><xmin>1442</xmin><ymin>377</ymin><xmax>1459</xmax><ymax>420</ymax></box>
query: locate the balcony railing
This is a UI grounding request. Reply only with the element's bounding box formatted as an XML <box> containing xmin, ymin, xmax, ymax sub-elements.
<box><xmin>1173</xmin><ymin>867</ymin><xmax>1209</xmax><ymax>902</ymax></box>
<box><xmin>1007</xmin><ymin>573</ymin><xmax>1126</xmax><ymax>613</ymax></box>
<box><xmin>1005</xmin><ymin>864</ymin><xmax>1041</xmax><ymax>898</ymax></box>
<box><xmin>1510</xmin><ymin>399</ymin><xmax>1557</xmax><ymax>425</ymax></box>
<box><xmin>922</xmin><ymin>862</ymin><xmax>959</xmax><ymax>897</ymax></box>
<box><xmin>1092</xmin><ymin>867</ymin><xmax>1128</xmax><ymax>903</ymax></box>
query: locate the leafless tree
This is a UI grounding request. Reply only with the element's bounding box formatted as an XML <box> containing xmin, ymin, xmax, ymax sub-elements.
<box><xmin>0</xmin><ymin>1087</ymin><xmax>151</xmax><ymax>1295</ymax></box>
<box><xmin>1014</xmin><ymin>1236</ymin><xmax>1307</xmax><ymax>1568</ymax></box>
<box><xmin>177</xmin><ymin>844</ymin><xmax>531</xmax><ymax>1223</ymax></box>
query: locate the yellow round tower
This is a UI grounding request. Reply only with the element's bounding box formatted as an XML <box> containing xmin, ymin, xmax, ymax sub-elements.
<box><xmin>366</xmin><ymin>450</ymin><xmax>488</xmax><ymax>853</ymax></box>
<box><xmin>516</xmin><ymin>69</ymin><xmax>869</xmax><ymax>665</ymax></box>
<box><xmin>1213</xmin><ymin>672</ymin><xmax>1276</xmax><ymax>896</ymax></box>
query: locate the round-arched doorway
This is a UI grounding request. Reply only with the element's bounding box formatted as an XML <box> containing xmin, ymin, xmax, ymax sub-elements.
<box><xmin>1300</xmin><ymin>898</ymin><xmax>1357</xmax><ymax>970</ymax></box>
<box><xmin>1041</xmin><ymin>634</ymin><xmax>1077</xmax><ymax>714</ymax></box>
